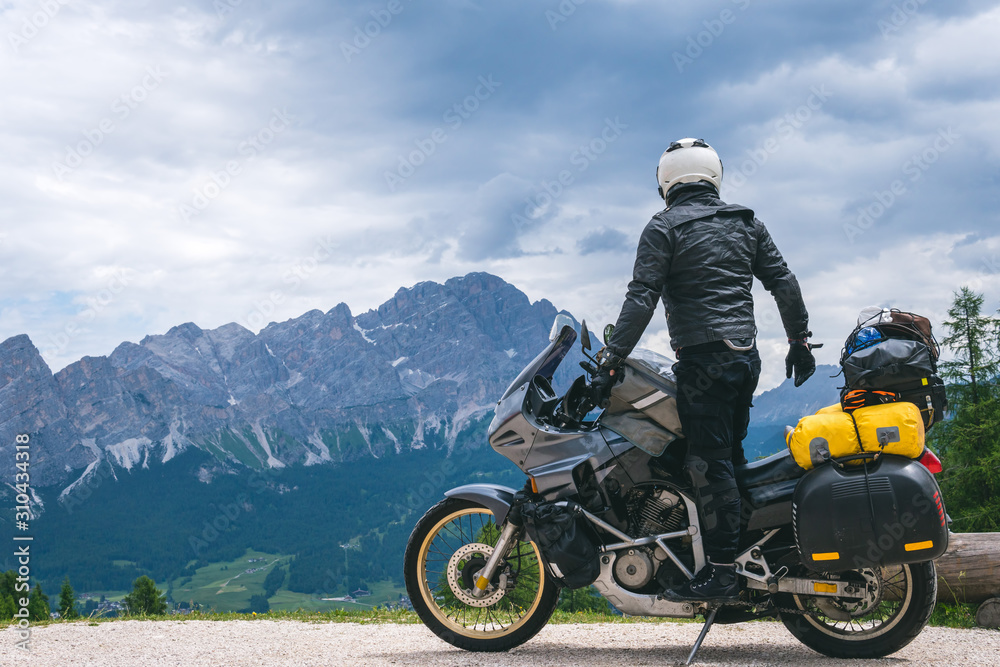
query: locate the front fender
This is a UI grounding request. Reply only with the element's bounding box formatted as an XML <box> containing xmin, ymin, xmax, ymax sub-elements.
<box><xmin>445</xmin><ymin>483</ymin><xmax>517</xmax><ymax>524</ymax></box>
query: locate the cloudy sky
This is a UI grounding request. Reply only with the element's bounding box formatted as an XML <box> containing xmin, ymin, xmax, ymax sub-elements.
<box><xmin>2</xmin><ymin>0</ymin><xmax>999</xmax><ymax>391</ymax></box>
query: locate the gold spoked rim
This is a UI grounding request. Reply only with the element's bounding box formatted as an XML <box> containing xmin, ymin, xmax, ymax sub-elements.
<box><xmin>417</xmin><ymin>506</ymin><xmax>546</xmax><ymax>639</ymax></box>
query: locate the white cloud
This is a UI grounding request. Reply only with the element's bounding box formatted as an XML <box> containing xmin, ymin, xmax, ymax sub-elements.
<box><xmin>0</xmin><ymin>0</ymin><xmax>998</xmax><ymax>392</ymax></box>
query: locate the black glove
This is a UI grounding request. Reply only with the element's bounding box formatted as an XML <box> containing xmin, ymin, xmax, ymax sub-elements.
<box><xmin>785</xmin><ymin>340</ymin><xmax>816</xmax><ymax>387</ymax></box>
<box><xmin>591</xmin><ymin>349</ymin><xmax>625</xmax><ymax>408</ymax></box>
<box><xmin>591</xmin><ymin>368</ymin><xmax>618</xmax><ymax>408</ymax></box>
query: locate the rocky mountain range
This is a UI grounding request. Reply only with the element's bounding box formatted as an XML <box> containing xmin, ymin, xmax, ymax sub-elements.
<box><xmin>0</xmin><ymin>272</ymin><xmax>852</xmax><ymax>593</ymax></box>
<box><xmin>0</xmin><ymin>270</ymin><xmax>843</xmax><ymax>500</ymax></box>
<box><xmin>0</xmin><ymin>273</ymin><xmax>569</xmax><ymax>494</ymax></box>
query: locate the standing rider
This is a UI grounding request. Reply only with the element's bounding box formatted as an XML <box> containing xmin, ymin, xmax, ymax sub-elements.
<box><xmin>592</xmin><ymin>138</ymin><xmax>816</xmax><ymax>602</ymax></box>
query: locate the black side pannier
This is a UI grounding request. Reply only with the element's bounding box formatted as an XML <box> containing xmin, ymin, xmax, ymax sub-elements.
<box><xmin>793</xmin><ymin>456</ymin><xmax>949</xmax><ymax>573</ymax></box>
<box><xmin>520</xmin><ymin>500</ymin><xmax>600</xmax><ymax>589</ymax></box>
<box><xmin>842</xmin><ymin>338</ymin><xmax>936</xmax><ymax>390</ymax></box>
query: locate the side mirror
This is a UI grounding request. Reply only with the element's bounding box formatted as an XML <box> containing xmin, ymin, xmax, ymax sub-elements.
<box><xmin>580</xmin><ymin>320</ymin><xmax>593</xmax><ymax>351</ymax></box>
<box><xmin>603</xmin><ymin>324</ymin><xmax>615</xmax><ymax>346</ymax></box>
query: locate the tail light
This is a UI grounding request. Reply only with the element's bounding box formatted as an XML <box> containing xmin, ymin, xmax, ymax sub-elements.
<box><xmin>917</xmin><ymin>447</ymin><xmax>943</xmax><ymax>474</ymax></box>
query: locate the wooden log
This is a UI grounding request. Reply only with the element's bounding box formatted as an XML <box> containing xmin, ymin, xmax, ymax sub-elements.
<box><xmin>976</xmin><ymin>599</ymin><xmax>1000</xmax><ymax>628</ymax></box>
<box><xmin>934</xmin><ymin>533</ymin><xmax>1000</xmax><ymax>605</ymax></box>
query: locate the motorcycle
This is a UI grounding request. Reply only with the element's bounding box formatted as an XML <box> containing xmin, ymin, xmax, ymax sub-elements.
<box><xmin>403</xmin><ymin>315</ymin><xmax>948</xmax><ymax>663</ymax></box>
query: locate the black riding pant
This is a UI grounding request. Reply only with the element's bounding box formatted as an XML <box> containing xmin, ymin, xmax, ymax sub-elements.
<box><xmin>674</xmin><ymin>341</ymin><xmax>761</xmax><ymax>563</ymax></box>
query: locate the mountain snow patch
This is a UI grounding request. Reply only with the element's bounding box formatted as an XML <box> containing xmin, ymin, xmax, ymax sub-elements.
<box><xmin>382</xmin><ymin>426</ymin><xmax>401</xmax><ymax>454</ymax></box>
<box><xmin>252</xmin><ymin>421</ymin><xmax>285</xmax><ymax>468</ymax></box>
<box><xmin>398</xmin><ymin>368</ymin><xmax>438</xmax><ymax>394</ymax></box>
<box><xmin>306</xmin><ymin>430</ymin><xmax>332</xmax><ymax>463</ymax></box>
<box><xmin>161</xmin><ymin>418</ymin><xmax>189</xmax><ymax>464</ymax></box>
<box><xmin>353</xmin><ymin>322</ymin><xmax>376</xmax><ymax>344</ymax></box>
<box><xmin>106</xmin><ymin>437</ymin><xmax>153</xmax><ymax>471</ymax></box>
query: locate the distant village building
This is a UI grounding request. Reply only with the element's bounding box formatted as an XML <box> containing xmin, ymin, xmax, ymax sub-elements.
<box><xmin>351</xmin><ymin>589</ymin><xmax>371</xmax><ymax>598</ymax></box>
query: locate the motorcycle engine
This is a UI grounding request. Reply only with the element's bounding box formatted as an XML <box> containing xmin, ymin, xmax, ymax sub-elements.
<box><xmin>614</xmin><ymin>548</ymin><xmax>655</xmax><ymax>588</ymax></box>
<box><xmin>626</xmin><ymin>485</ymin><xmax>686</xmax><ymax>537</ymax></box>
<box><xmin>611</xmin><ymin>485</ymin><xmax>691</xmax><ymax>592</ymax></box>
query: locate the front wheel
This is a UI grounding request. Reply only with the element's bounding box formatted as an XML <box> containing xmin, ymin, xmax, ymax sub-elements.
<box><xmin>779</xmin><ymin>561</ymin><xmax>937</xmax><ymax>659</ymax></box>
<box><xmin>403</xmin><ymin>497</ymin><xmax>560</xmax><ymax>652</ymax></box>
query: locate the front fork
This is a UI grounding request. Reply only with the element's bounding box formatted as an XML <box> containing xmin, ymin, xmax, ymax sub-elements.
<box><xmin>471</xmin><ymin>520</ymin><xmax>520</xmax><ymax>598</ymax></box>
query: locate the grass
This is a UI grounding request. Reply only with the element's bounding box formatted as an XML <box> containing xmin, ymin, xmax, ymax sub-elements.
<box><xmin>268</xmin><ymin>579</ymin><xmax>403</xmax><ymax>612</ymax></box>
<box><xmin>929</xmin><ymin>602</ymin><xmax>980</xmax><ymax>629</ymax></box>
<box><xmin>23</xmin><ymin>608</ymin><xmax>421</xmax><ymax>628</ymax></box>
<box><xmin>77</xmin><ymin>590</ymin><xmax>129</xmax><ymax>603</ymax></box>
<box><xmin>167</xmin><ymin>549</ymin><xmax>408</xmax><ymax>613</ymax></box>
<box><xmin>170</xmin><ymin>548</ymin><xmax>293</xmax><ymax>612</ymax></box>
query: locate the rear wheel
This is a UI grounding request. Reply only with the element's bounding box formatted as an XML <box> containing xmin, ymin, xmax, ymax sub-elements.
<box><xmin>779</xmin><ymin>561</ymin><xmax>937</xmax><ymax>658</ymax></box>
<box><xmin>403</xmin><ymin>498</ymin><xmax>560</xmax><ymax>652</ymax></box>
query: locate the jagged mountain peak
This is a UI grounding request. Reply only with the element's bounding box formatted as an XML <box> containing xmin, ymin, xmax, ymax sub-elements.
<box><xmin>0</xmin><ymin>333</ymin><xmax>50</xmax><ymax>374</ymax></box>
<box><xmin>0</xmin><ymin>273</ymin><xmax>568</xmax><ymax>490</ymax></box>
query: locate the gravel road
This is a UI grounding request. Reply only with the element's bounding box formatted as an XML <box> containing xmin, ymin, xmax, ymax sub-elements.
<box><xmin>3</xmin><ymin>621</ymin><xmax>998</xmax><ymax>666</ymax></box>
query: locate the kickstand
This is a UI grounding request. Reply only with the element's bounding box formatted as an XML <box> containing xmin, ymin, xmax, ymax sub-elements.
<box><xmin>685</xmin><ymin>607</ymin><xmax>718</xmax><ymax>666</ymax></box>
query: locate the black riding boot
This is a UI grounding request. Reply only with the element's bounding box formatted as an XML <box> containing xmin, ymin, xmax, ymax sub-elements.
<box><xmin>661</xmin><ymin>562</ymin><xmax>739</xmax><ymax>603</ymax></box>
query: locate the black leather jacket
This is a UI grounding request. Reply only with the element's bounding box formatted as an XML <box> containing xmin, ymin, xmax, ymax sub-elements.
<box><xmin>606</xmin><ymin>182</ymin><xmax>809</xmax><ymax>357</ymax></box>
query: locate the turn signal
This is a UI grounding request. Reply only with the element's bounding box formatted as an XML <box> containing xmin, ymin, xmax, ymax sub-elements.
<box><xmin>917</xmin><ymin>448</ymin><xmax>943</xmax><ymax>474</ymax></box>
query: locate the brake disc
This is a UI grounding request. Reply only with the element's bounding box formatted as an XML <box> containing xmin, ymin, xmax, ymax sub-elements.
<box><xmin>446</xmin><ymin>543</ymin><xmax>507</xmax><ymax>607</ymax></box>
<box><xmin>809</xmin><ymin>568</ymin><xmax>883</xmax><ymax>621</ymax></box>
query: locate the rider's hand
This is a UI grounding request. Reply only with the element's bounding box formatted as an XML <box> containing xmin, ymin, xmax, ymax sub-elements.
<box><xmin>785</xmin><ymin>338</ymin><xmax>816</xmax><ymax>387</ymax></box>
<box><xmin>591</xmin><ymin>367</ymin><xmax>619</xmax><ymax>408</ymax></box>
<box><xmin>591</xmin><ymin>349</ymin><xmax>625</xmax><ymax>408</ymax></box>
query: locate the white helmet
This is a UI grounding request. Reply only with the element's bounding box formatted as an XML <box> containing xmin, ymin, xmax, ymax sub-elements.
<box><xmin>656</xmin><ymin>138</ymin><xmax>723</xmax><ymax>200</ymax></box>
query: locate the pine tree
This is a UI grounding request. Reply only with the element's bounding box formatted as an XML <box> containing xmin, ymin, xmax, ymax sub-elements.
<box><xmin>940</xmin><ymin>287</ymin><xmax>999</xmax><ymax>405</ymax></box>
<box><xmin>927</xmin><ymin>287</ymin><xmax>1000</xmax><ymax>531</ymax></box>
<box><xmin>28</xmin><ymin>584</ymin><xmax>49</xmax><ymax>621</ymax></box>
<box><xmin>0</xmin><ymin>592</ymin><xmax>15</xmax><ymax>621</ymax></box>
<box><xmin>122</xmin><ymin>576</ymin><xmax>167</xmax><ymax>616</ymax></box>
<box><xmin>59</xmin><ymin>577</ymin><xmax>79</xmax><ymax>620</ymax></box>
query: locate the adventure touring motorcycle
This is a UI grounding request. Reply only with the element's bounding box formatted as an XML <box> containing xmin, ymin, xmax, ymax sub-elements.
<box><xmin>403</xmin><ymin>312</ymin><xmax>949</xmax><ymax>663</ymax></box>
